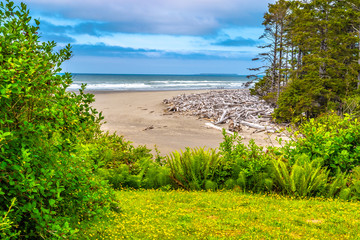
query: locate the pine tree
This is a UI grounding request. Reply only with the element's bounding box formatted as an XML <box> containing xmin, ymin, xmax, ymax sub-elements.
<box><xmin>250</xmin><ymin>0</ymin><xmax>290</xmax><ymax>104</ymax></box>
<box><xmin>252</xmin><ymin>0</ymin><xmax>360</xmax><ymax>121</ymax></box>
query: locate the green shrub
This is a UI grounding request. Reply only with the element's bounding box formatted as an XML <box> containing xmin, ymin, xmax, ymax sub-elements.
<box><xmin>281</xmin><ymin>113</ymin><xmax>360</xmax><ymax>175</ymax></box>
<box><xmin>87</xmin><ymin>133</ymin><xmax>171</xmax><ymax>190</ymax></box>
<box><xmin>98</xmin><ymin>165</ymin><xmax>142</xmax><ymax>189</ymax></box>
<box><xmin>220</xmin><ymin>131</ymin><xmax>273</xmax><ymax>191</ymax></box>
<box><xmin>0</xmin><ymin>198</ymin><xmax>19</xmax><ymax>239</ymax></box>
<box><xmin>0</xmin><ymin>1</ymin><xmax>114</xmax><ymax>238</ymax></box>
<box><xmin>98</xmin><ymin>161</ymin><xmax>172</xmax><ymax>190</ymax></box>
<box><xmin>167</xmin><ymin>148</ymin><xmax>223</xmax><ymax>190</ymax></box>
<box><xmin>327</xmin><ymin>167</ymin><xmax>360</xmax><ymax>200</ymax></box>
<box><xmin>141</xmin><ymin>160</ymin><xmax>172</xmax><ymax>190</ymax></box>
<box><xmin>77</xmin><ymin>132</ymin><xmax>152</xmax><ymax>172</ymax></box>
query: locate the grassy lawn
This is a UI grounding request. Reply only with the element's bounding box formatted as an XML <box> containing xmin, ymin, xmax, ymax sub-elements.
<box><xmin>79</xmin><ymin>190</ymin><xmax>360</xmax><ymax>239</ymax></box>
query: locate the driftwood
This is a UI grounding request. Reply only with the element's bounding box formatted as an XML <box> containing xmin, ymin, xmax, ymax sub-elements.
<box><xmin>163</xmin><ymin>89</ymin><xmax>277</xmax><ymax>133</ymax></box>
<box><xmin>205</xmin><ymin>122</ymin><xmax>235</xmax><ymax>135</ymax></box>
<box><xmin>215</xmin><ymin>110</ymin><xmax>228</xmax><ymax>124</ymax></box>
<box><xmin>239</xmin><ymin>121</ymin><xmax>275</xmax><ymax>133</ymax></box>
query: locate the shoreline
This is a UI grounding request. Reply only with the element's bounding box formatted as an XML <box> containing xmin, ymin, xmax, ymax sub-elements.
<box><xmin>77</xmin><ymin>87</ymin><xmax>242</xmax><ymax>94</ymax></box>
<box><xmin>91</xmin><ymin>89</ymin><xmax>284</xmax><ymax>155</ymax></box>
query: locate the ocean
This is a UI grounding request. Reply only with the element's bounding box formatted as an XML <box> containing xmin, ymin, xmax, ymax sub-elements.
<box><xmin>67</xmin><ymin>74</ymin><xmax>253</xmax><ymax>91</ymax></box>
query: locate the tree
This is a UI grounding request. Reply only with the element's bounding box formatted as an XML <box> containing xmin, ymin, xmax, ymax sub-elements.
<box><xmin>252</xmin><ymin>0</ymin><xmax>360</xmax><ymax>121</ymax></box>
<box><xmin>250</xmin><ymin>0</ymin><xmax>290</xmax><ymax>103</ymax></box>
<box><xmin>342</xmin><ymin>0</ymin><xmax>360</xmax><ymax>89</ymax></box>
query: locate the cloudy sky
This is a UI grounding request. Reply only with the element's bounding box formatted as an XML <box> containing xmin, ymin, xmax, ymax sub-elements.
<box><xmin>16</xmin><ymin>0</ymin><xmax>274</xmax><ymax>74</ymax></box>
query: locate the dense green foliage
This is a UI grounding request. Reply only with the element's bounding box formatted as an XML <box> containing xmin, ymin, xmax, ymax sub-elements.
<box><xmin>251</xmin><ymin>0</ymin><xmax>360</xmax><ymax>121</ymax></box>
<box><xmin>98</xmin><ymin>112</ymin><xmax>360</xmax><ymax>200</ymax></box>
<box><xmin>168</xmin><ymin>148</ymin><xmax>223</xmax><ymax>190</ymax></box>
<box><xmin>0</xmin><ymin>1</ymin><xmax>115</xmax><ymax>238</ymax></box>
<box><xmin>93</xmin><ymin>133</ymin><xmax>171</xmax><ymax>190</ymax></box>
<box><xmin>281</xmin><ymin>113</ymin><xmax>360</xmax><ymax>174</ymax></box>
<box><xmin>220</xmin><ymin>132</ymin><xmax>273</xmax><ymax>191</ymax></box>
<box><xmin>271</xmin><ymin>155</ymin><xmax>329</xmax><ymax>197</ymax></box>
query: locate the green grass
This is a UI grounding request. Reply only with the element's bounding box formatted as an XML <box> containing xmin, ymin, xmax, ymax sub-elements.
<box><xmin>79</xmin><ymin>190</ymin><xmax>360</xmax><ymax>239</ymax></box>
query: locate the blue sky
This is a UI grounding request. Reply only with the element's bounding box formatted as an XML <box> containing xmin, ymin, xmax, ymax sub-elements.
<box><xmin>17</xmin><ymin>0</ymin><xmax>274</xmax><ymax>74</ymax></box>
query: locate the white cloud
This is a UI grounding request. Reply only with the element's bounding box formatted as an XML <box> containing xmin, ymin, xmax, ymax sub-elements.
<box><xmin>21</xmin><ymin>0</ymin><xmax>275</xmax><ymax>35</ymax></box>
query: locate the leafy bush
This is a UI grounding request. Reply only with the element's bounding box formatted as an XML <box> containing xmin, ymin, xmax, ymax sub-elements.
<box><xmin>141</xmin><ymin>159</ymin><xmax>172</xmax><ymax>190</ymax></box>
<box><xmin>0</xmin><ymin>1</ymin><xmax>114</xmax><ymax>238</ymax></box>
<box><xmin>86</xmin><ymin>133</ymin><xmax>171</xmax><ymax>189</ymax></box>
<box><xmin>98</xmin><ymin>165</ymin><xmax>143</xmax><ymax>189</ymax></box>
<box><xmin>220</xmin><ymin>131</ymin><xmax>273</xmax><ymax>191</ymax></box>
<box><xmin>167</xmin><ymin>148</ymin><xmax>223</xmax><ymax>190</ymax></box>
<box><xmin>0</xmin><ymin>198</ymin><xmax>19</xmax><ymax>239</ymax></box>
<box><xmin>77</xmin><ymin>132</ymin><xmax>152</xmax><ymax>172</ymax></box>
<box><xmin>98</xmin><ymin>159</ymin><xmax>171</xmax><ymax>190</ymax></box>
<box><xmin>281</xmin><ymin>113</ymin><xmax>360</xmax><ymax>175</ymax></box>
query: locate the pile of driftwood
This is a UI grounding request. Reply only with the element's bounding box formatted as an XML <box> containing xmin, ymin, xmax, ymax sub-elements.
<box><xmin>163</xmin><ymin>89</ymin><xmax>277</xmax><ymax>133</ymax></box>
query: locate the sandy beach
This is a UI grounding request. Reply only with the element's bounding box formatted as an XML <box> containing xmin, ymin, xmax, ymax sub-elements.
<box><xmin>92</xmin><ymin>90</ymin><xmax>284</xmax><ymax>155</ymax></box>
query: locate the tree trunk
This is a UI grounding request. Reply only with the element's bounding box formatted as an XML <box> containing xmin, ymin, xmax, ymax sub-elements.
<box><xmin>272</xmin><ymin>22</ymin><xmax>279</xmax><ymax>93</ymax></box>
<box><xmin>297</xmin><ymin>49</ymin><xmax>302</xmax><ymax>79</ymax></box>
<box><xmin>277</xmin><ymin>21</ymin><xmax>284</xmax><ymax>102</ymax></box>
<box><xmin>358</xmin><ymin>25</ymin><xmax>360</xmax><ymax>89</ymax></box>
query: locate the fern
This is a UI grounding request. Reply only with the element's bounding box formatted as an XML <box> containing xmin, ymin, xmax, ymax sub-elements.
<box><xmin>271</xmin><ymin>155</ymin><xmax>328</xmax><ymax>197</ymax></box>
<box><xmin>167</xmin><ymin>148</ymin><xmax>223</xmax><ymax>190</ymax></box>
<box><xmin>350</xmin><ymin>166</ymin><xmax>360</xmax><ymax>200</ymax></box>
<box><xmin>327</xmin><ymin>171</ymin><xmax>348</xmax><ymax>198</ymax></box>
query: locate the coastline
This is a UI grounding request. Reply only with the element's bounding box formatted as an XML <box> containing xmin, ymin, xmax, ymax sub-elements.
<box><xmin>91</xmin><ymin>89</ymin><xmax>283</xmax><ymax>155</ymax></box>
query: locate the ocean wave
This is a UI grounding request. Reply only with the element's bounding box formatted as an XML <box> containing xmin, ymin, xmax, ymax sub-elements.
<box><xmin>150</xmin><ymin>80</ymin><xmax>227</xmax><ymax>84</ymax></box>
<box><xmin>154</xmin><ymin>83</ymin><xmax>230</xmax><ymax>87</ymax></box>
<box><xmin>68</xmin><ymin>83</ymin><xmax>152</xmax><ymax>90</ymax></box>
<box><xmin>68</xmin><ymin>75</ymin><xmax>250</xmax><ymax>91</ymax></box>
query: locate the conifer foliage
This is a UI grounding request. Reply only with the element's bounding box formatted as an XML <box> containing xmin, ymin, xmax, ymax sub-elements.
<box><xmin>251</xmin><ymin>0</ymin><xmax>360</xmax><ymax>121</ymax></box>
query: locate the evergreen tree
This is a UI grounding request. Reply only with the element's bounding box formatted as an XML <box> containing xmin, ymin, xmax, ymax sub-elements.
<box><xmin>250</xmin><ymin>0</ymin><xmax>290</xmax><ymax>103</ymax></box>
<box><xmin>252</xmin><ymin>0</ymin><xmax>360</xmax><ymax>121</ymax></box>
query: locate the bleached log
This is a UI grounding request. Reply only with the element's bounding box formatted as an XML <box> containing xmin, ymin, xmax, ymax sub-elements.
<box><xmin>215</xmin><ymin>110</ymin><xmax>228</xmax><ymax>125</ymax></box>
<box><xmin>205</xmin><ymin>122</ymin><xmax>235</xmax><ymax>135</ymax></box>
<box><xmin>239</xmin><ymin>121</ymin><xmax>276</xmax><ymax>133</ymax></box>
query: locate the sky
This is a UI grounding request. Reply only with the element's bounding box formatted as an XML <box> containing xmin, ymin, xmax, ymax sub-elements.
<box><xmin>15</xmin><ymin>0</ymin><xmax>275</xmax><ymax>74</ymax></box>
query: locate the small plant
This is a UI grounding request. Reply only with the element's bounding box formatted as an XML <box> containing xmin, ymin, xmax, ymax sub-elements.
<box><xmin>270</xmin><ymin>154</ymin><xmax>328</xmax><ymax>197</ymax></box>
<box><xmin>0</xmin><ymin>198</ymin><xmax>19</xmax><ymax>239</ymax></box>
<box><xmin>89</xmin><ymin>133</ymin><xmax>171</xmax><ymax>189</ymax></box>
<box><xmin>220</xmin><ymin>130</ymin><xmax>273</xmax><ymax>191</ymax></box>
<box><xmin>349</xmin><ymin>166</ymin><xmax>360</xmax><ymax>200</ymax></box>
<box><xmin>167</xmin><ymin>148</ymin><xmax>223</xmax><ymax>190</ymax></box>
<box><xmin>326</xmin><ymin>171</ymin><xmax>350</xmax><ymax>199</ymax></box>
<box><xmin>141</xmin><ymin>162</ymin><xmax>172</xmax><ymax>189</ymax></box>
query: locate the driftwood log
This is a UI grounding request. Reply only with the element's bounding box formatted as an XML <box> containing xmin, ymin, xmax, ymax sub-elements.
<box><xmin>163</xmin><ymin>89</ymin><xmax>277</xmax><ymax>133</ymax></box>
<box><xmin>204</xmin><ymin>122</ymin><xmax>235</xmax><ymax>135</ymax></box>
